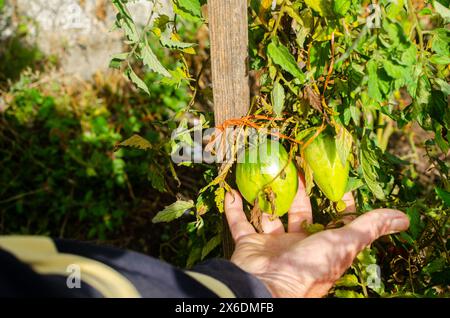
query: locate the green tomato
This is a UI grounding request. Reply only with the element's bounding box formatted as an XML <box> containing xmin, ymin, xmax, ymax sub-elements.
<box><xmin>236</xmin><ymin>139</ymin><xmax>298</xmax><ymax>216</ymax></box>
<box><xmin>304</xmin><ymin>132</ymin><xmax>350</xmax><ymax>202</ymax></box>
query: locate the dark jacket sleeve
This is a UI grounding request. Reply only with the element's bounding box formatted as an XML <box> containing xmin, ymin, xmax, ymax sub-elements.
<box><xmin>0</xmin><ymin>237</ymin><xmax>272</xmax><ymax>298</ymax></box>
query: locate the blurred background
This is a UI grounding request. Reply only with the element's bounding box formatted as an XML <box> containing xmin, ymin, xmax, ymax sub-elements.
<box><xmin>0</xmin><ymin>0</ymin><xmax>214</xmax><ymax>266</ymax></box>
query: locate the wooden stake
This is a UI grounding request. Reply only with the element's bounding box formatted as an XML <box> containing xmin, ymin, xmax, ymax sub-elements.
<box><xmin>207</xmin><ymin>0</ymin><xmax>250</xmax><ymax>259</ymax></box>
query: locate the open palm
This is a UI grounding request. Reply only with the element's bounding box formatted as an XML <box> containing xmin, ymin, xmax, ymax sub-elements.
<box><xmin>225</xmin><ymin>175</ymin><xmax>409</xmax><ymax>297</ymax></box>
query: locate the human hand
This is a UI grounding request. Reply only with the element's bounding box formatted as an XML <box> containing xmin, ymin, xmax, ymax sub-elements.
<box><xmin>225</xmin><ymin>174</ymin><xmax>410</xmax><ymax>298</ymax></box>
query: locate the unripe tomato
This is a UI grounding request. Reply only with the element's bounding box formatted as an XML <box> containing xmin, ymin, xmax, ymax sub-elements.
<box><xmin>304</xmin><ymin>132</ymin><xmax>349</xmax><ymax>202</ymax></box>
<box><xmin>236</xmin><ymin>139</ymin><xmax>298</xmax><ymax>216</ymax></box>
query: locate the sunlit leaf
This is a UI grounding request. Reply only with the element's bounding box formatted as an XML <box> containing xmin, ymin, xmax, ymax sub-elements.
<box><xmin>117</xmin><ymin>134</ymin><xmax>152</xmax><ymax>151</ymax></box>
<box><xmin>360</xmin><ymin>135</ymin><xmax>385</xmax><ymax>200</ymax></box>
<box><xmin>271</xmin><ymin>81</ymin><xmax>285</xmax><ymax>117</ymax></box>
<box><xmin>214</xmin><ymin>186</ymin><xmax>225</xmax><ymax>213</ymax></box>
<box><xmin>334</xmin><ymin>289</ymin><xmax>364</xmax><ymax>298</ymax></box>
<box><xmin>126</xmin><ymin>67</ymin><xmax>150</xmax><ymax>95</ymax></box>
<box><xmin>140</xmin><ymin>43</ymin><xmax>171</xmax><ymax>78</ymax></box>
<box><xmin>335</xmin><ymin>274</ymin><xmax>360</xmax><ymax>287</ymax></box>
<box><xmin>334</xmin><ymin>124</ymin><xmax>353</xmax><ymax>167</ymax></box>
<box><xmin>152</xmin><ymin>200</ymin><xmax>194</xmax><ymax>223</ymax></box>
<box><xmin>434</xmin><ymin>1</ymin><xmax>450</xmax><ymax>22</ymax></box>
<box><xmin>267</xmin><ymin>38</ymin><xmax>305</xmax><ymax>82</ymax></box>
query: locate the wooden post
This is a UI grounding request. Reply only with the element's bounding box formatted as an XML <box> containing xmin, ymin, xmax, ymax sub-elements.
<box><xmin>207</xmin><ymin>0</ymin><xmax>250</xmax><ymax>259</ymax></box>
<box><xmin>208</xmin><ymin>0</ymin><xmax>250</xmax><ymax>123</ymax></box>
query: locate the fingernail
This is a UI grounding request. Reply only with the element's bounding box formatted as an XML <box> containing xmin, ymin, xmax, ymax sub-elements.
<box><xmin>390</xmin><ymin>217</ymin><xmax>410</xmax><ymax>232</ymax></box>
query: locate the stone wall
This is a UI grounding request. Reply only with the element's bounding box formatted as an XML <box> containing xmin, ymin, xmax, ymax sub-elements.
<box><xmin>1</xmin><ymin>0</ymin><xmax>172</xmax><ymax>79</ymax></box>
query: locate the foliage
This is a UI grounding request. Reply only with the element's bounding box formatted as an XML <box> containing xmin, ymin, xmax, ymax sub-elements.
<box><xmin>0</xmin><ymin>68</ymin><xmax>192</xmax><ymax>248</ymax></box>
<box><xmin>0</xmin><ymin>0</ymin><xmax>448</xmax><ymax>297</ymax></box>
<box><xmin>110</xmin><ymin>0</ymin><xmax>449</xmax><ymax>296</ymax></box>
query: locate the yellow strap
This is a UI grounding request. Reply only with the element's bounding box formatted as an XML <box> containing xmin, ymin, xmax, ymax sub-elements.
<box><xmin>0</xmin><ymin>236</ymin><xmax>141</xmax><ymax>298</ymax></box>
<box><xmin>185</xmin><ymin>271</ymin><xmax>235</xmax><ymax>298</ymax></box>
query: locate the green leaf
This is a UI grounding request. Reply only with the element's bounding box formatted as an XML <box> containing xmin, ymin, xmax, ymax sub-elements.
<box><xmin>434</xmin><ymin>124</ymin><xmax>449</xmax><ymax>153</ymax></box>
<box><xmin>201</xmin><ymin>234</ymin><xmax>222</xmax><ymax>260</ymax></box>
<box><xmin>422</xmin><ymin>256</ymin><xmax>446</xmax><ymax>274</ymax></box>
<box><xmin>334</xmin><ymin>289</ymin><xmax>365</xmax><ymax>298</ymax></box>
<box><xmin>148</xmin><ymin>164</ymin><xmax>166</xmax><ymax>192</ymax></box>
<box><xmin>303</xmin><ymin>222</ymin><xmax>325</xmax><ymax>234</ymax></box>
<box><xmin>419</xmin><ymin>7</ymin><xmax>434</xmax><ymax>15</ymax></box>
<box><xmin>271</xmin><ymin>81</ymin><xmax>285</xmax><ymax>117</ymax></box>
<box><xmin>406</xmin><ymin>206</ymin><xmax>423</xmax><ymax>239</ymax></box>
<box><xmin>400</xmin><ymin>45</ymin><xmax>417</xmax><ymax>66</ymax></box>
<box><xmin>367</xmin><ymin>60</ymin><xmax>382</xmax><ymax>102</ymax></box>
<box><xmin>140</xmin><ymin>43</ymin><xmax>171</xmax><ymax>78</ymax></box>
<box><xmin>196</xmin><ymin>192</ymin><xmax>212</xmax><ymax>215</ymax></box>
<box><xmin>386</xmin><ymin>0</ymin><xmax>405</xmax><ymax>18</ymax></box>
<box><xmin>186</xmin><ymin>246</ymin><xmax>202</xmax><ymax>268</ymax></box>
<box><xmin>357</xmin><ymin>248</ymin><xmax>377</xmax><ymax>266</ymax></box>
<box><xmin>112</xmin><ymin>0</ymin><xmax>140</xmax><ymax>43</ymax></box>
<box><xmin>429</xmin><ymin>54</ymin><xmax>450</xmax><ymax>65</ymax></box>
<box><xmin>335</xmin><ymin>274</ymin><xmax>360</xmax><ymax>287</ymax></box>
<box><xmin>434</xmin><ymin>1</ymin><xmax>450</xmax><ymax>22</ymax></box>
<box><xmin>360</xmin><ymin>135</ymin><xmax>386</xmax><ymax>200</ymax></box>
<box><xmin>126</xmin><ymin>67</ymin><xmax>150</xmax><ymax>95</ymax></box>
<box><xmin>413</xmin><ymin>76</ymin><xmax>431</xmax><ymax>125</ymax></box>
<box><xmin>432</xmin><ymin>29</ymin><xmax>450</xmax><ymax>56</ymax></box>
<box><xmin>335</xmin><ymin>124</ymin><xmax>353</xmax><ymax>167</ymax></box>
<box><xmin>345</xmin><ymin>177</ymin><xmax>364</xmax><ymax>192</ymax></box>
<box><xmin>161</xmin><ymin>67</ymin><xmax>187</xmax><ymax>87</ymax></box>
<box><xmin>296</xmin><ymin>127</ymin><xmax>319</xmax><ymax>142</ymax></box>
<box><xmin>399</xmin><ymin>232</ymin><xmax>415</xmax><ymax>245</ymax></box>
<box><xmin>175</xmin><ymin>0</ymin><xmax>202</xmax><ymax>18</ymax></box>
<box><xmin>305</xmin><ymin>0</ymin><xmax>334</xmax><ymax>18</ymax></box>
<box><xmin>173</xmin><ymin>0</ymin><xmax>203</xmax><ymax>22</ymax></box>
<box><xmin>435</xmin><ymin>187</ymin><xmax>450</xmax><ymax>207</ymax></box>
<box><xmin>435</xmin><ymin>78</ymin><xmax>450</xmax><ymax>96</ymax></box>
<box><xmin>267</xmin><ymin>39</ymin><xmax>305</xmax><ymax>82</ymax></box>
<box><xmin>109</xmin><ymin>52</ymin><xmax>128</xmax><ymax>69</ymax></box>
<box><xmin>214</xmin><ymin>186</ymin><xmax>225</xmax><ymax>213</ymax></box>
<box><xmin>153</xmin><ymin>14</ymin><xmax>171</xmax><ymax>31</ymax></box>
<box><xmin>333</xmin><ymin>0</ymin><xmax>351</xmax><ymax>16</ymax></box>
<box><xmin>152</xmin><ymin>200</ymin><xmax>194</xmax><ymax>223</ymax></box>
<box><xmin>383</xmin><ymin>60</ymin><xmax>405</xmax><ymax>79</ymax></box>
<box><xmin>160</xmin><ymin>34</ymin><xmax>196</xmax><ymax>50</ymax></box>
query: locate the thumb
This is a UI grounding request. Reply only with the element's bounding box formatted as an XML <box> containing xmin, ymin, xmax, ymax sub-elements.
<box><xmin>339</xmin><ymin>209</ymin><xmax>410</xmax><ymax>254</ymax></box>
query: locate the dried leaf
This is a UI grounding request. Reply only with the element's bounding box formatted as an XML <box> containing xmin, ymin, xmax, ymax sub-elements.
<box><xmin>304</xmin><ymin>86</ymin><xmax>322</xmax><ymax>113</ymax></box>
<box><xmin>116</xmin><ymin>134</ymin><xmax>152</xmax><ymax>151</ymax></box>
<box><xmin>250</xmin><ymin>200</ymin><xmax>263</xmax><ymax>233</ymax></box>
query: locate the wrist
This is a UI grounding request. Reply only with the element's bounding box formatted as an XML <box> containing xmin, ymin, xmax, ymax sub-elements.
<box><xmin>252</xmin><ymin>273</ymin><xmax>309</xmax><ymax>298</ymax></box>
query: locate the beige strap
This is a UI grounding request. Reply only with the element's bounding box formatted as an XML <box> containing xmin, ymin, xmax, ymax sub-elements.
<box><xmin>185</xmin><ymin>271</ymin><xmax>236</xmax><ymax>298</ymax></box>
<box><xmin>0</xmin><ymin>236</ymin><xmax>141</xmax><ymax>298</ymax></box>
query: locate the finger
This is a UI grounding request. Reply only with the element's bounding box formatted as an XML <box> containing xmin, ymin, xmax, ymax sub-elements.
<box><xmin>288</xmin><ymin>173</ymin><xmax>312</xmax><ymax>233</ymax></box>
<box><xmin>339</xmin><ymin>191</ymin><xmax>357</xmax><ymax>225</ymax></box>
<box><xmin>300</xmin><ymin>209</ymin><xmax>409</xmax><ymax>286</ymax></box>
<box><xmin>327</xmin><ymin>192</ymin><xmax>356</xmax><ymax>229</ymax></box>
<box><xmin>261</xmin><ymin>213</ymin><xmax>285</xmax><ymax>234</ymax></box>
<box><xmin>342</xmin><ymin>192</ymin><xmax>356</xmax><ymax>213</ymax></box>
<box><xmin>338</xmin><ymin>209</ymin><xmax>410</xmax><ymax>258</ymax></box>
<box><xmin>224</xmin><ymin>190</ymin><xmax>256</xmax><ymax>242</ymax></box>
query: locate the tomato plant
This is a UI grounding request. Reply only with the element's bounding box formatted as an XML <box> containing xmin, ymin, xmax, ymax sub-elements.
<box><xmin>111</xmin><ymin>0</ymin><xmax>449</xmax><ymax>297</ymax></box>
